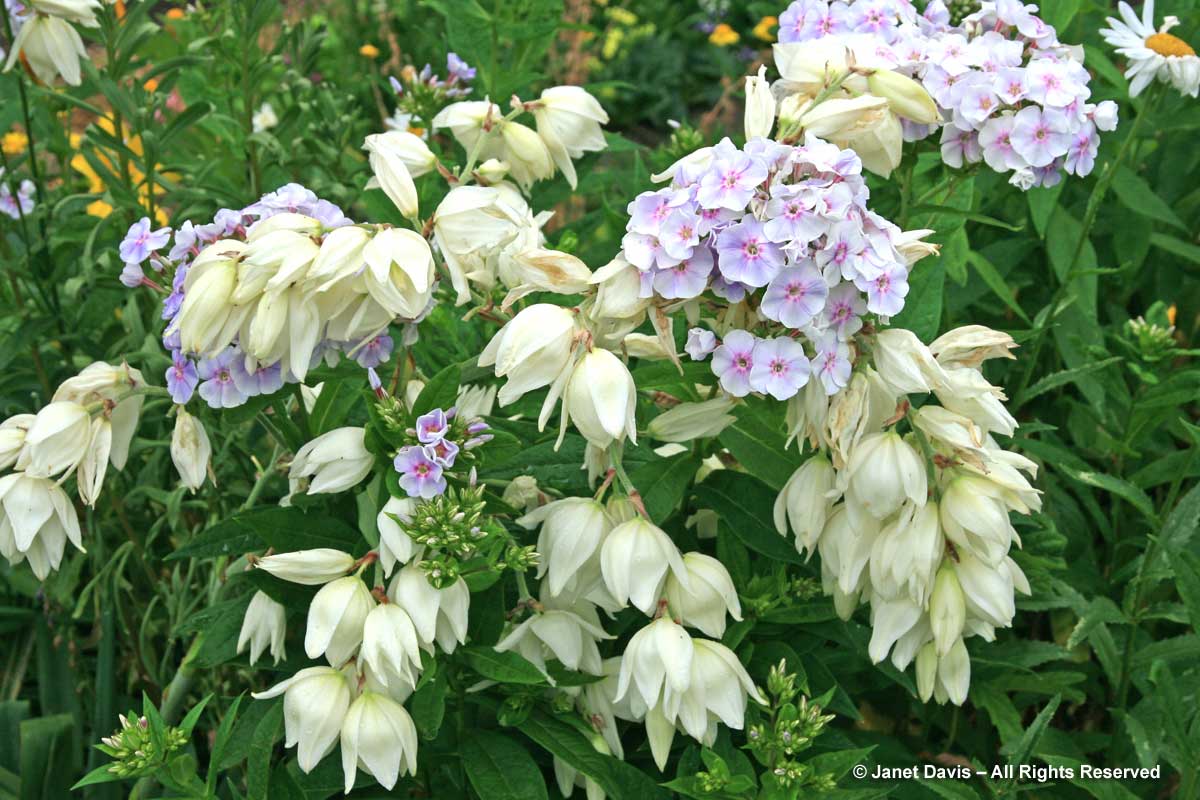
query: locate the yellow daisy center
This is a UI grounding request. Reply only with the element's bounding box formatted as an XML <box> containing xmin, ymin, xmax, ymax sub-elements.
<box><xmin>1145</xmin><ymin>32</ymin><xmax>1196</xmax><ymax>58</ymax></box>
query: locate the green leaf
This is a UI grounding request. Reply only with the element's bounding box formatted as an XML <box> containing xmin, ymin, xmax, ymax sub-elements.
<box><xmin>1150</xmin><ymin>232</ymin><xmax>1200</xmax><ymax>265</ymax></box>
<box><xmin>461</xmin><ymin>646</ymin><xmax>546</xmax><ymax>685</ymax></box>
<box><xmin>1015</xmin><ymin>357</ymin><xmax>1122</xmax><ymax>406</ymax></box>
<box><xmin>1055</xmin><ymin>465</ymin><xmax>1158</xmax><ymax>524</ymax></box>
<box><xmin>1066</xmin><ymin>597</ymin><xmax>1127</xmax><ymax>650</ymax></box>
<box><xmin>717</xmin><ymin>400</ymin><xmax>800</xmax><ymax>491</ymax></box>
<box><xmin>628</xmin><ymin>452</ymin><xmax>701</xmax><ymax>522</ymax></box>
<box><xmin>462</xmin><ymin>730</ymin><xmax>549</xmax><ymax>800</ymax></box>
<box><xmin>20</xmin><ymin>714</ymin><xmax>78</xmax><ymax>800</ymax></box>
<box><xmin>246</xmin><ymin>701</ymin><xmax>284</xmax><ymax>800</ymax></box>
<box><xmin>891</xmin><ymin>257</ymin><xmax>944</xmax><ymax>341</ymax></box>
<box><xmin>965</xmin><ymin>251</ymin><xmax>1030</xmax><ymax>323</ymax></box>
<box><xmin>910</xmin><ymin>204</ymin><xmax>1024</xmax><ymax>231</ymax></box>
<box><xmin>698</xmin><ymin>471</ymin><xmax>803</xmax><ymax>564</ymax></box>
<box><xmin>413</xmin><ymin>361</ymin><xmax>464</xmax><ymax>418</ymax></box>
<box><xmin>409</xmin><ymin>668</ymin><xmax>448</xmax><ymax>740</ymax></box>
<box><xmin>1111</xmin><ymin>167</ymin><xmax>1187</xmax><ymax>231</ymax></box>
<box><xmin>206</xmin><ymin>694</ymin><xmax>243</xmax><ymax>795</ymax></box>
<box><xmin>518</xmin><ymin>710</ymin><xmax>671</xmax><ymax>800</ymax></box>
<box><xmin>1159</xmin><ymin>482</ymin><xmax>1200</xmax><ymax>555</ymax></box>
<box><xmin>1002</xmin><ymin>694</ymin><xmax>1061</xmax><ymax>767</ymax></box>
<box><xmin>1170</xmin><ymin>551</ymin><xmax>1200</xmax><ymax>632</ymax></box>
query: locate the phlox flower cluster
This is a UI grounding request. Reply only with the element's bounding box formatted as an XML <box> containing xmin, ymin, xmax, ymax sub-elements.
<box><xmin>622</xmin><ymin>135</ymin><xmax>931</xmax><ymax>401</ymax></box>
<box><xmin>113</xmin><ymin>183</ymin><xmax>429</xmax><ymax>410</ymax></box>
<box><xmin>775</xmin><ymin>0</ymin><xmax>1119</xmax><ymax>188</ymax></box>
<box><xmin>773</xmin><ymin>324</ymin><xmax>1037</xmax><ymax>703</ymax></box>
<box><xmin>392</xmin><ymin>407</ymin><xmax>492</xmax><ymax>499</ymax></box>
<box><xmin>0</xmin><ymin>362</ymin><xmax>145</xmax><ymax>578</ymax></box>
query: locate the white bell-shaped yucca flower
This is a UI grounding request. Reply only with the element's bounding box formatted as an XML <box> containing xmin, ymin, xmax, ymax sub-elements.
<box><xmin>388</xmin><ymin>564</ymin><xmax>470</xmax><ymax>653</ymax></box>
<box><xmin>929</xmin><ymin>566</ymin><xmax>966</xmax><ymax>657</ymax></box>
<box><xmin>0</xmin><ymin>415</ymin><xmax>33</xmax><ymax>471</ymax></box>
<box><xmin>845</xmin><ymin>431</ymin><xmax>927</xmax><ymax>519</ymax></box>
<box><xmin>953</xmin><ymin>550</ymin><xmax>1023</xmax><ymax>630</ymax></box>
<box><xmin>175</xmin><ymin>240</ymin><xmax>245</xmax><ymax>356</ymax></box>
<box><xmin>614</xmin><ymin>617</ymin><xmax>695</xmax><ymax>720</ymax></box>
<box><xmin>305</xmin><ymin>575</ymin><xmax>375</xmax><ymax>666</ymax></box>
<box><xmin>934</xmin><ymin>367</ymin><xmax>1018</xmax><ymax>436</ymax></box>
<box><xmin>562</xmin><ymin>348</ymin><xmax>637</xmax><ymax>450</ymax></box>
<box><xmin>171</xmin><ymin>408</ymin><xmax>211</xmax><ymax>492</ymax></box>
<box><xmin>340</xmin><ymin>691</ymin><xmax>419</xmax><ymax>793</ymax></box>
<box><xmin>18</xmin><ymin>401</ymin><xmax>91</xmax><ymax>479</ymax></box>
<box><xmin>376</xmin><ymin>496</ymin><xmax>420</xmax><ymax>577</ymax></box>
<box><xmin>4</xmin><ymin>14</ymin><xmax>90</xmax><ymax>86</ymax></box>
<box><xmin>518</xmin><ymin>497</ymin><xmax>612</xmax><ymax>597</ymax></box>
<box><xmin>939</xmin><ymin>475</ymin><xmax>1017</xmax><ymax>567</ymax></box>
<box><xmin>252</xmin><ymin>665</ymin><xmax>354</xmax><ymax>773</ymax></box>
<box><xmin>362</xmin><ymin>228</ymin><xmax>436</xmax><ymax>319</ymax></box>
<box><xmin>289</xmin><ymin>427</ymin><xmax>374</xmax><ymax>495</ymax></box>
<box><xmin>431</xmin><ymin>100</ymin><xmax>500</xmax><ymax>153</ymax></box>
<box><xmin>774</xmin><ymin>456</ymin><xmax>837</xmax><ymax>556</ymax></box>
<box><xmin>867</xmin><ymin>595</ymin><xmax>923</xmax><ymax>664</ymax></box>
<box><xmin>675</xmin><ymin>639</ymin><xmax>765</xmax><ymax>744</ymax></box>
<box><xmin>0</xmin><ymin>472</ymin><xmax>84</xmax><ymax>579</ymax></box>
<box><xmin>495</xmin><ymin>120</ymin><xmax>555</xmax><ymax>189</ymax></box>
<box><xmin>359</xmin><ymin>602</ymin><xmax>423</xmax><ymax>692</ymax></box>
<box><xmin>364</xmin><ymin>132</ymin><xmax>432</xmax><ymax>218</ymax></box>
<box><xmin>479</xmin><ymin>303</ymin><xmax>578</xmax><ymax>406</ymax></box>
<box><xmin>600</xmin><ymin>518</ymin><xmax>690</xmax><ymax>615</ymax></box>
<box><xmin>76</xmin><ymin>416</ymin><xmax>111</xmax><ymax>507</ymax></box>
<box><xmin>495</xmin><ymin>605</ymin><xmax>613</xmax><ymax>680</ymax></box>
<box><xmin>432</xmin><ymin>184</ymin><xmax>527</xmax><ymax>305</ymax></box>
<box><xmin>647</xmin><ymin>397</ymin><xmax>737</xmax><ymax>443</ymax></box>
<box><xmin>868</xmin><ymin>500</ymin><xmax>942</xmax><ymax>605</ymax></box>
<box><xmin>532</xmin><ymin>85</ymin><xmax>609</xmax><ymax>189</ymax></box>
<box><xmin>255</xmin><ymin>548</ymin><xmax>355</xmax><ymax>585</ymax></box>
<box><xmin>52</xmin><ymin>361</ymin><xmax>144</xmax><ymax>471</ymax></box>
<box><xmin>929</xmin><ymin>325</ymin><xmax>1018</xmax><ymax>370</ymax></box>
<box><xmin>872</xmin><ymin>328</ymin><xmax>947</xmax><ymax>395</ymax></box>
<box><xmin>665</xmin><ymin>552</ymin><xmax>742</xmax><ymax>639</ymax></box>
<box><xmin>238</xmin><ymin>591</ymin><xmax>287</xmax><ymax>665</ymax></box>
<box><xmin>743</xmin><ymin>66</ymin><xmax>776</xmax><ymax>139</ymax></box>
<box><xmin>307</xmin><ymin>225</ymin><xmax>371</xmax><ymax>291</ymax></box>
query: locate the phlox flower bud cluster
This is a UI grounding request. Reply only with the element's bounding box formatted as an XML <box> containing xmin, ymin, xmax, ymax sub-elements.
<box><xmin>0</xmin><ymin>361</ymin><xmax>144</xmax><ymax>578</ymax></box>
<box><xmin>775</xmin><ymin>0</ymin><xmax>1118</xmax><ymax>188</ymax></box>
<box><xmin>773</xmin><ymin>323</ymin><xmax>1038</xmax><ymax>704</ymax></box>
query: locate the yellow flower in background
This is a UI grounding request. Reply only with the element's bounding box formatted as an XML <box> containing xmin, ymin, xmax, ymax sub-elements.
<box><xmin>70</xmin><ymin>116</ymin><xmax>171</xmax><ymax>225</ymax></box>
<box><xmin>2</xmin><ymin>129</ymin><xmax>28</xmax><ymax>156</ymax></box>
<box><xmin>709</xmin><ymin>23</ymin><xmax>739</xmax><ymax>46</ymax></box>
<box><xmin>607</xmin><ymin>8</ymin><xmax>637</xmax><ymax>26</ymax></box>
<box><xmin>753</xmin><ymin>15</ymin><xmax>777</xmax><ymax>42</ymax></box>
<box><xmin>360</xmin><ymin>44</ymin><xmax>380</xmax><ymax>59</ymax></box>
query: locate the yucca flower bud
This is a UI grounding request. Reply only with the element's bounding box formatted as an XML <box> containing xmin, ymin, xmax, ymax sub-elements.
<box><xmin>936</xmin><ymin>638</ymin><xmax>970</xmax><ymax>705</ymax></box>
<box><xmin>388</xmin><ymin>564</ymin><xmax>470</xmax><ymax>653</ymax></box>
<box><xmin>648</xmin><ymin>397</ymin><xmax>737</xmax><ymax>443</ymax></box>
<box><xmin>479</xmin><ymin>303</ymin><xmax>578</xmax><ymax>406</ymax></box>
<box><xmin>339</xmin><ymin>691</ymin><xmax>419</xmax><ymax>792</ymax></box>
<box><xmin>774</xmin><ymin>456</ymin><xmax>837</xmax><ymax>555</ymax></box>
<box><xmin>866</xmin><ymin>69</ymin><xmax>941</xmax><ymax>124</ymax></box>
<box><xmin>872</xmin><ymin>328</ymin><xmax>947</xmax><ymax>395</ymax></box>
<box><xmin>794</xmin><ymin>94</ymin><xmax>889</xmax><ymax>139</ymax></box>
<box><xmin>929</xmin><ymin>567</ymin><xmax>966</xmax><ymax>657</ymax></box>
<box><xmin>845</xmin><ymin>432</ymin><xmax>927</xmax><ymax>519</ymax></box>
<box><xmin>237</xmin><ymin>590</ymin><xmax>287</xmax><ymax>665</ymax></box>
<box><xmin>665</xmin><ymin>552</ymin><xmax>742</xmax><ymax>638</ymax></box>
<box><xmin>476</xmin><ymin>158</ymin><xmax>510</xmax><ymax>183</ymax></box>
<box><xmin>359</xmin><ymin>603</ymin><xmax>423</xmax><ymax>692</ymax></box>
<box><xmin>0</xmin><ymin>472</ymin><xmax>84</xmax><ymax>579</ymax></box>
<box><xmin>496</xmin><ymin>120</ymin><xmax>555</xmax><ymax>189</ymax></box>
<box><xmin>76</xmin><ymin>416</ymin><xmax>111</xmax><ymax>507</ymax></box>
<box><xmin>176</xmin><ymin>241</ymin><xmax>244</xmax><ymax>355</ymax></box>
<box><xmin>600</xmin><ymin>518</ymin><xmax>689</xmax><ymax>614</ymax></box>
<box><xmin>19</xmin><ymin>401</ymin><xmax>92</xmax><ymax>478</ymax></box>
<box><xmin>376</xmin><ymin>496</ymin><xmax>419</xmax><ymax>577</ymax></box>
<box><xmin>305</xmin><ymin>575</ymin><xmax>375</xmax><ymax>666</ymax></box>
<box><xmin>532</xmin><ymin>85</ymin><xmax>609</xmax><ymax>189</ymax></box>
<box><xmin>929</xmin><ymin>325</ymin><xmax>1018</xmax><ymax>370</ymax></box>
<box><xmin>518</xmin><ymin>497</ymin><xmax>612</xmax><ymax>597</ymax></box>
<box><xmin>563</xmin><ymin>348</ymin><xmax>637</xmax><ymax>450</ymax></box>
<box><xmin>743</xmin><ymin>65</ymin><xmax>776</xmax><ymax>139</ymax></box>
<box><xmin>254</xmin><ymin>548</ymin><xmax>356</xmax><ymax>585</ymax></box>
<box><xmin>0</xmin><ymin>415</ymin><xmax>33</xmax><ymax>470</ymax></box>
<box><xmin>252</xmin><ymin>665</ymin><xmax>353</xmax><ymax>773</ymax></box>
<box><xmin>364</xmin><ymin>131</ymin><xmax>437</xmax><ymax>216</ymax></box>
<box><xmin>916</xmin><ymin>641</ymin><xmax>937</xmax><ymax>702</ymax></box>
<box><xmin>171</xmin><ymin>408</ymin><xmax>211</xmax><ymax>492</ymax></box>
<box><xmin>362</xmin><ymin>228</ymin><xmax>436</xmax><ymax>319</ymax></box>
<box><xmin>289</xmin><ymin>427</ymin><xmax>375</xmax><ymax>495</ymax></box>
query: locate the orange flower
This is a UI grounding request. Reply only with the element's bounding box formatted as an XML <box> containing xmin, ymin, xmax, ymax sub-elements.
<box><xmin>752</xmin><ymin>15</ymin><xmax>777</xmax><ymax>42</ymax></box>
<box><xmin>144</xmin><ymin>77</ymin><xmax>159</xmax><ymax>93</ymax></box>
<box><xmin>359</xmin><ymin>44</ymin><xmax>381</xmax><ymax>59</ymax></box>
<box><xmin>165</xmin><ymin>8</ymin><xmax>185</xmax><ymax>19</ymax></box>
<box><xmin>709</xmin><ymin>23</ymin><xmax>740</xmax><ymax>47</ymax></box>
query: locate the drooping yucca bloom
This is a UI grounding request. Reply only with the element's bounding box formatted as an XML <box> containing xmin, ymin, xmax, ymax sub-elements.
<box><xmin>4</xmin><ymin>0</ymin><xmax>101</xmax><ymax>86</ymax></box>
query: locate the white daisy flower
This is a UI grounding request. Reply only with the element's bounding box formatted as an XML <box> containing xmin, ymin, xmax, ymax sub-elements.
<box><xmin>1100</xmin><ymin>0</ymin><xmax>1199</xmax><ymax>98</ymax></box>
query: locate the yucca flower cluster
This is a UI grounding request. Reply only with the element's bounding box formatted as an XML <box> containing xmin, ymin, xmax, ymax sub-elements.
<box><xmin>773</xmin><ymin>324</ymin><xmax>1037</xmax><ymax>703</ymax></box>
<box><xmin>0</xmin><ymin>362</ymin><xmax>146</xmax><ymax>578</ymax></box>
<box><xmin>773</xmin><ymin>0</ymin><xmax>1119</xmax><ymax>188</ymax></box>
